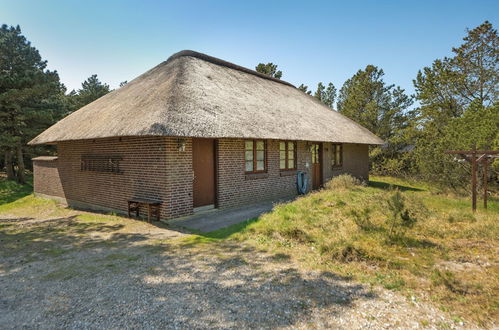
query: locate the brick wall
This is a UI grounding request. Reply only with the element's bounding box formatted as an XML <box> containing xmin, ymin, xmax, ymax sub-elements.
<box><xmin>33</xmin><ymin>137</ymin><xmax>369</xmax><ymax>220</ymax></box>
<box><xmin>34</xmin><ymin>136</ymin><xmax>193</xmax><ymax>220</ymax></box>
<box><xmin>33</xmin><ymin>158</ymin><xmax>65</xmax><ymax>199</ymax></box>
<box><xmin>323</xmin><ymin>143</ymin><xmax>370</xmax><ymax>182</ymax></box>
<box><xmin>217</xmin><ymin>139</ymin><xmax>310</xmax><ymax>209</ymax></box>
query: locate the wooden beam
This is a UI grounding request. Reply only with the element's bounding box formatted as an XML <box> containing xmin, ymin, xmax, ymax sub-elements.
<box><xmin>483</xmin><ymin>158</ymin><xmax>488</xmax><ymax>209</ymax></box>
<box><xmin>471</xmin><ymin>152</ymin><xmax>477</xmax><ymax>212</ymax></box>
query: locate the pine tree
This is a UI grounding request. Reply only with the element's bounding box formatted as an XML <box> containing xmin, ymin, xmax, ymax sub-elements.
<box><xmin>0</xmin><ymin>25</ymin><xmax>65</xmax><ymax>183</ymax></box>
<box><xmin>255</xmin><ymin>63</ymin><xmax>283</xmax><ymax>79</ymax></box>
<box><xmin>314</xmin><ymin>82</ymin><xmax>336</xmax><ymax>109</ymax></box>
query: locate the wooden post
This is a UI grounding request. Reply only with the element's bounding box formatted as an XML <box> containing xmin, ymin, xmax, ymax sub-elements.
<box><xmin>471</xmin><ymin>151</ymin><xmax>477</xmax><ymax>212</ymax></box>
<box><xmin>445</xmin><ymin>150</ymin><xmax>498</xmax><ymax>212</ymax></box>
<box><xmin>483</xmin><ymin>158</ymin><xmax>488</xmax><ymax>209</ymax></box>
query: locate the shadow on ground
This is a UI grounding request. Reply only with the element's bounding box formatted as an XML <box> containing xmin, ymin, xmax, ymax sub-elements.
<box><xmin>0</xmin><ymin>177</ymin><xmax>33</xmax><ymax>205</ymax></box>
<box><xmin>369</xmin><ymin>180</ymin><xmax>424</xmax><ymax>192</ymax></box>
<box><xmin>0</xmin><ymin>215</ymin><xmax>377</xmax><ymax>328</ymax></box>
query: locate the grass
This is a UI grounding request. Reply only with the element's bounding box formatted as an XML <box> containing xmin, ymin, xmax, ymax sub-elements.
<box><xmin>0</xmin><ymin>175</ymin><xmax>33</xmax><ymax>205</ymax></box>
<box><xmin>1</xmin><ymin>174</ymin><xmax>497</xmax><ymax>326</ymax></box>
<box><xmin>219</xmin><ymin>175</ymin><xmax>498</xmax><ymax>326</ymax></box>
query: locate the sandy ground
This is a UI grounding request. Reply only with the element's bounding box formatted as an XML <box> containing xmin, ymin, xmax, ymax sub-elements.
<box><xmin>0</xmin><ymin>214</ymin><xmax>470</xmax><ymax>329</ymax></box>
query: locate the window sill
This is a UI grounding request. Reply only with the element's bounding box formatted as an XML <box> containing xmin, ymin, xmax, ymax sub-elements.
<box><xmin>279</xmin><ymin>170</ymin><xmax>297</xmax><ymax>177</ymax></box>
<box><xmin>332</xmin><ymin>166</ymin><xmax>343</xmax><ymax>171</ymax></box>
<box><xmin>245</xmin><ymin>173</ymin><xmax>269</xmax><ymax>180</ymax></box>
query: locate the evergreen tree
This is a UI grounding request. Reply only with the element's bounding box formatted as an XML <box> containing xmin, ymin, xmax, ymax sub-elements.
<box><xmin>337</xmin><ymin>65</ymin><xmax>413</xmax><ymax>141</ymax></box>
<box><xmin>298</xmin><ymin>84</ymin><xmax>312</xmax><ymax>95</ymax></box>
<box><xmin>314</xmin><ymin>82</ymin><xmax>336</xmax><ymax>109</ymax></box>
<box><xmin>411</xmin><ymin>21</ymin><xmax>499</xmax><ymax>187</ymax></box>
<box><xmin>255</xmin><ymin>63</ymin><xmax>283</xmax><ymax>79</ymax></box>
<box><xmin>68</xmin><ymin>74</ymin><xmax>110</xmax><ymax>112</ymax></box>
<box><xmin>0</xmin><ymin>25</ymin><xmax>65</xmax><ymax>183</ymax></box>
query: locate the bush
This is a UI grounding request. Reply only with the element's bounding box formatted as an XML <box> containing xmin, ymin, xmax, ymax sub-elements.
<box><xmin>325</xmin><ymin>174</ymin><xmax>363</xmax><ymax>190</ymax></box>
<box><xmin>386</xmin><ymin>191</ymin><xmax>417</xmax><ymax>238</ymax></box>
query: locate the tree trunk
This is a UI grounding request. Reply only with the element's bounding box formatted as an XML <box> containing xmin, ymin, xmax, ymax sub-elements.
<box><xmin>16</xmin><ymin>144</ymin><xmax>26</xmax><ymax>184</ymax></box>
<box><xmin>5</xmin><ymin>150</ymin><xmax>15</xmax><ymax>181</ymax></box>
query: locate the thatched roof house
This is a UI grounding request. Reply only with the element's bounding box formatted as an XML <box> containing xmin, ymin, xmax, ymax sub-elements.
<box><xmin>30</xmin><ymin>50</ymin><xmax>382</xmax><ymax>145</ymax></box>
<box><xmin>31</xmin><ymin>50</ymin><xmax>382</xmax><ymax>221</ymax></box>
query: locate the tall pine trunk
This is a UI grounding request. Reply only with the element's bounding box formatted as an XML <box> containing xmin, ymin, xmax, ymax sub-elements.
<box><xmin>5</xmin><ymin>150</ymin><xmax>15</xmax><ymax>181</ymax></box>
<box><xmin>16</xmin><ymin>144</ymin><xmax>26</xmax><ymax>184</ymax></box>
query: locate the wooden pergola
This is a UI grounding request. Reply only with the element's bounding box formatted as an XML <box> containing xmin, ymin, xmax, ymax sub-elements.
<box><xmin>445</xmin><ymin>150</ymin><xmax>498</xmax><ymax>212</ymax></box>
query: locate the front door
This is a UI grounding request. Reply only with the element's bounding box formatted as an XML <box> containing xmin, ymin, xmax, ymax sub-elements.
<box><xmin>192</xmin><ymin>138</ymin><xmax>216</xmax><ymax>208</ymax></box>
<box><xmin>311</xmin><ymin>143</ymin><xmax>322</xmax><ymax>190</ymax></box>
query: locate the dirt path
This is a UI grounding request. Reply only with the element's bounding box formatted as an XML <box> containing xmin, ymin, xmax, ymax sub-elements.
<box><xmin>0</xmin><ymin>214</ymin><xmax>469</xmax><ymax>329</ymax></box>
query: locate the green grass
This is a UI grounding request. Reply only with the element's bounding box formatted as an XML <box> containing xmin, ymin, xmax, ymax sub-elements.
<box><xmin>1</xmin><ymin>174</ymin><xmax>497</xmax><ymax>325</ymax></box>
<box><xmin>0</xmin><ymin>175</ymin><xmax>33</xmax><ymax>205</ymax></box>
<box><xmin>218</xmin><ymin>175</ymin><xmax>499</xmax><ymax>326</ymax></box>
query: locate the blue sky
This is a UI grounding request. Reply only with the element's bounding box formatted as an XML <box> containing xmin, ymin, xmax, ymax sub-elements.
<box><xmin>2</xmin><ymin>0</ymin><xmax>498</xmax><ymax>96</ymax></box>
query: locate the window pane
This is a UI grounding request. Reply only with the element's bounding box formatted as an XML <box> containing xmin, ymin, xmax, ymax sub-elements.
<box><xmin>280</xmin><ymin>150</ymin><xmax>286</xmax><ymax>161</ymax></box>
<box><xmin>245</xmin><ymin>140</ymin><xmax>253</xmax><ymax>150</ymax></box>
<box><xmin>289</xmin><ymin>159</ymin><xmax>294</xmax><ymax>169</ymax></box>
<box><xmin>280</xmin><ymin>159</ymin><xmax>286</xmax><ymax>169</ymax></box>
<box><xmin>245</xmin><ymin>161</ymin><xmax>253</xmax><ymax>172</ymax></box>
<box><xmin>288</xmin><ymin>142</ymin><xmax>294</xmax><ymax>151</ymax></box>
<box><xmin>279</xmin><ymin>142</ymin><xmax>286</xmax><ymax>151</ymax></box>
<box><xmin>256</xmin><ymin>150</ymin><xmax>264</xmax><ymax>161</ymax></box>
<box><xmin>245</xmin><ymin>150</ymin><xmax>253</xmax><ymax>161</ymax></box>
<box><xmin>288</xmin><ymin>150</ymin><xmax>294</xmax><ymax>160</ymax></box>
<box><xmin>256</xmin><ymin>160</ymin><xmax>265</xmax><ymax>171</ymax></box>
<box><xmin>256</xmin><ymin>141</ymin><xmax>265</xmax><ymax>150</ymax></box>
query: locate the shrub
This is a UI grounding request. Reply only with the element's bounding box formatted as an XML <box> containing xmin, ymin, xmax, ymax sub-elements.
<box><xmin>348</xmin><ymin>207</ymin><xmax>374</xmax><ymax>231</ymax></box>
<box><xmin>386</xmin><ymin>191</ymin><xmax>417</xmax><ymax>238</ymax></box>
<box><xmin>325</xmin><ymin>174</ymin><xmax>363</xmax><ymax>190</ymax></box>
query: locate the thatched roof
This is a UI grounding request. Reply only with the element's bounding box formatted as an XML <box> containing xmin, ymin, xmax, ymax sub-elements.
<box><xmin>29</xmin><ymin>50</ymin><xmax>383</xmax><ymax>145</ymax></box>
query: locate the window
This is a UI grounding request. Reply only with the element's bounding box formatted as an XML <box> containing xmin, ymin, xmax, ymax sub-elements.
<box><xmin>311</xmin><ymin>144</ymin><xmax>320</xmax><ymax>164</ymax></box>
<box><xmin>81</xmin><ymin>154</ymin><xmax>123</xmax><ymax>174</ymax></box>
<box><xmin>332</xmin><ymin>144</ymin><xmax>342</xmax><ymax>167</ymax></box>
<box><xmin>245</xmin><ymin>140</ymin><xmax>266</xmax><ymax>173</ymax></box>
<box><xmin>279</xmin><ymin>141</ymin><xmax>296</xmax><ymax>170</ymax></box>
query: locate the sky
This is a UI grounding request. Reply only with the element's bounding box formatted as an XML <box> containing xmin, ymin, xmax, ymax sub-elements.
<box><xmin>2</xmin><ymin>0</ymin><xmax>498</xmax><ymax>96</ymax></box>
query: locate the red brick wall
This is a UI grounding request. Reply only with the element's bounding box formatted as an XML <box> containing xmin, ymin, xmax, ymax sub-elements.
<box><xmin>323</xmin><ymin>143</ymin><xmax>370</xmax><ymax>183</ymax></box>
<box><xmin>33</xmin><ymin>137</ymin><xmax>369</xmax><ymax>220</ymax></box>
<box><xmin>217</xmin><ymin>139</ymin><xmax>310</xmax><ymax>208</ymax></box>
<box><xmin>34</xmin><ymin>137</ymin><xmax>193</xmax><ymax>220</ymax></box>
<box><xmin>33</xmin><ymin>159</ymin><xmax>65</xmax><ymax>199</ymax></box>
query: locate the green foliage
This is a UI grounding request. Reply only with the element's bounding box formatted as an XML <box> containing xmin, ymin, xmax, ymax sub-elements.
<box><xmin>349</xmin><ymin>207</ymin><xmax>373</xmax><ymax>231</ymax></box>
<box><xmin>386</xmin><ymin>191</ymin><xmax>417</xmax><ymax>238</ymax></box>
<box><xmin>314</xmin><ymin>82</ymin><xmax>336</xmax><ymax>109</ymax></box>
<box><xmin>337</xmin><ymin>65</ymin><xmax>413</xmax><ymax>141</ymax></box>
<box><xmin>297</xmin><ymin>83</ymin><xmax>311</xmax><ymax>95</ymax></box>
<box><xmin>255</xmin><ymin>62</ymin><xmax>282</xmax><ymax>79</ymax></box>
<box><xmin>0</xmin><ymin>24</ymin><xmax>66</xmax><ymax>182</ymax></box>
<box><xmin>336</xmin><ymin>65</ymin><xmax>414</xmax><ymax>175</ymax></box>
<box><xmin>410</xmin><ymin>21</ymin><xmax>499</xmax><ymax>188</ymax></box>
<box><xmin>66</xmin><ymin>74</ymin><xmax>111</xmax><ymax>112</ymax></box>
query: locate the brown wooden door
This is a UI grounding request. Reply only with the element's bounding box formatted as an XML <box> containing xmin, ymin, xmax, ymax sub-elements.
<box><xmin>192</xmin><ymin>138</ymin><xmax>216</xmax><ymax>207</ymax></box>
<box><xmin>311</xmin><ymin>143</ymin><xmax>322</xmax><ymax>190</ymax></box>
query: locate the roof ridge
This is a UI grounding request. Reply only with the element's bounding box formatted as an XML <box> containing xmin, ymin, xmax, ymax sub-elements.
<box><xmin>166</xmin><ymin>50</ymin><xmax>295</xmax><ymax>88</ymax></box>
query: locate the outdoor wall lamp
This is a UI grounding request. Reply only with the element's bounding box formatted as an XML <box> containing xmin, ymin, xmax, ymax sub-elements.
<box><xmin>177</xmin><ymin>138</ymin><xmax>187</xmax><ymax>152</ymax></box>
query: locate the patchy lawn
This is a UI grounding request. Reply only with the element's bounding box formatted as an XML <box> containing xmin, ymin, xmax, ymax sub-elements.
<box><xmin>211</xmin><ymin>175</ymin><xmax>498</xmax><ymax>327</ymax></box>
<box><xmin>0</xmin><ymin>176</ymin><xmax>472</xmax><ymax>328</ymax></box>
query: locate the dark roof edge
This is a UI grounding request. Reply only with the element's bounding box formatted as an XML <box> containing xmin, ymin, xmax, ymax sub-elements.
<box><xmin>167</xmin><ymin>50</ymin><xmax>295</xmax><ymax>88</ymax></box>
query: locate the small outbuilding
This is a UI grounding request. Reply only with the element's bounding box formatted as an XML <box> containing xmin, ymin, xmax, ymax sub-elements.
<box><xmin>29</xmin><ymin>50</ymin><xmax>383</xmax><ymax>220</ymax></box>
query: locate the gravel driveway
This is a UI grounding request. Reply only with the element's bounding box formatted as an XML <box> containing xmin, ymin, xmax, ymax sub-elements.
<box><xmin>0</xmin><ymin>214</ymin><xmax>467</xmax><ymax>329</ymax></box>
